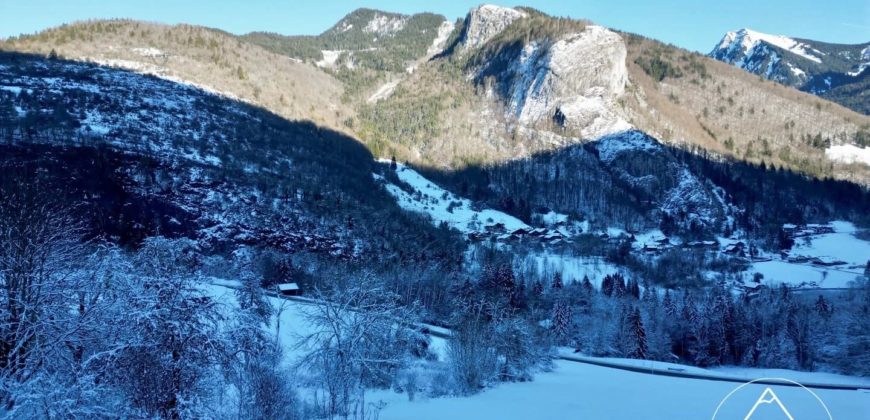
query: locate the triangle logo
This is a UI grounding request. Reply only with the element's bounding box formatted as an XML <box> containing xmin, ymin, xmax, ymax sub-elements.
<box><xmin>744</xmin><ymin>387</ymin><xmax>795</xmax><ymax>420</ymax></box>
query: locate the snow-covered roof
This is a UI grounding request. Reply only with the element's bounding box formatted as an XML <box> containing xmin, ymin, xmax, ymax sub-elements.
<box><xmin>277</xmin><ymin>283</ymin><xmax>300</xmax><ymax>292</ymax></box>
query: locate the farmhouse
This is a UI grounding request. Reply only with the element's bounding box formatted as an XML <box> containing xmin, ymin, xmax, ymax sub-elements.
<box><xmin>277</xmin><ymin>283</ymin><xmax>302</xmax><ymax>296</ymax></box>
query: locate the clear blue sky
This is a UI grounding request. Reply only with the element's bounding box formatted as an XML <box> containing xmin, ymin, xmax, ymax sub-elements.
<box><xmin>0</xmin><ymin>0</ymin><xmax>867</xmax><ymax>52</ymax></box>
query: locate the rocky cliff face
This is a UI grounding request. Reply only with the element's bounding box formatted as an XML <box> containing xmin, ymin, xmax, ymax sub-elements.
<box><xmin>459</xmin><ymin>5</ymin><xmax>527</xmax><ymax>50</ymax></box>
<box><xmin>466</xmin><ymin>17</ymin><xmax>630</xmax><ymax>140</ymax></box>
<box><xmin>502</xmin><ymin>25</ymin><xmax>630</xmax><ymax>139</ymax></box>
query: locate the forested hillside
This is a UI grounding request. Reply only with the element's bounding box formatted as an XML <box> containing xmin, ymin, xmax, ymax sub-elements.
<box><xmin>0</xmin><ymin>19</ymin><xmax>354</xmax><ymax>131</ymax></box>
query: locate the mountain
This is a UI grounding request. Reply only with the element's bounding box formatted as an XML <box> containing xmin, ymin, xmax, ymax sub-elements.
<box><xmin>242</xmin><ymin>8</ymin><xmax>448</xmax><ymax>74</ymax></box>
<box><xmin>710</xmin><ymin>28</ymin><xmax>870</xmax><ymax>114</ymax></box>
<box><xmin>0</xmin><ymin>19</ymin><xmax>354</xmax><ymax>131</ymax></box>
<box><xmin>356</xmin><ymin>5</ymin><xmax>870</xmax><ymax>236</ymax></box>
<box><xmin>358</xmin><ymin>6</ymin><xmax>870</xmax><ymax>185</ymax></box>
<box><xmin>0</xmin><ymin>51</ymin><xmax>461</xmax><ymax>264</ymax></box>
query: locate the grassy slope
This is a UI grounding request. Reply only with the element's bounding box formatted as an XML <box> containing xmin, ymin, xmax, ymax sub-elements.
<box><xmin>0</xmin><ymin>19</ymin><xmax>353</xmax><ymax>133</ymax></box>
<box><xmin>621</xmin><ymin>33</ymin><xmax>870</xmax><ymax>183</ymax></box>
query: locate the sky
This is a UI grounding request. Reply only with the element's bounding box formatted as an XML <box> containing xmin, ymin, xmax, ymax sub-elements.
<box><xmin>0</xmin><ymin>0</ymin><xmax>867</xmax><ymax>52</ymax></box>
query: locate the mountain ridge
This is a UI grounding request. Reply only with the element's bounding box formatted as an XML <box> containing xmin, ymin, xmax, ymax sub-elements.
<box><xmin>709</xmin><ymin>27</ymin><xmax>870</xmax><ymax>114</ymax></box>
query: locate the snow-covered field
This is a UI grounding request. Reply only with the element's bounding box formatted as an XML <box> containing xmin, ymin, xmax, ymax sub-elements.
<box><xmin>203</xmin><ymin>281</ymin><xmax>870</xmax><ymax>419</ymax></box>
<box><xmin>750</xmin><ymin>221</ymin><xmax>870</xmax><ymax>289</ymax></box>
<box><xmin>378</xmin><ymin>163</ymin><xmax>529</xmax><ymax>234</ymax></box>
<box><xmin>375</xmin><ymin>360</ymin><xmax>869</xmax><ymax>419</ymax></box>
<box><xmin>518</xmin><ymin>253</ymin><xmax>622</xmax><ymax>288</ymax></box>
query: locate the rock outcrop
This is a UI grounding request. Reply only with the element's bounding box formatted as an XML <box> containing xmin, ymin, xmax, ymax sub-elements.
<box><xmin>460</xmin><ymin>5</ymin><xmax>527</xmax><ymax>50</ymax></box>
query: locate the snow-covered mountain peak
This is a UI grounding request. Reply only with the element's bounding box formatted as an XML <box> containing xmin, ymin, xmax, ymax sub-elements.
<box><xmin>713</xmin><ymin>28</ymin><xmax>822</xmax><ymax>64</ymax></box>
<box><xmin>460</xmin><ymin>4</ymin><xmax>527</xmax><ymax>49</ymax></box>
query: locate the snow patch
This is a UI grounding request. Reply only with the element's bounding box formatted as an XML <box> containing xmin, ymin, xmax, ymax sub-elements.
<box><xmin>825</xmin><ymin>144</ymin><xmax>870</xmax><ymax>166</ymax></box>
<box><xmin>131</xmin><ymin>47</ymin><xmax>164</xmax><ymax>58</ymax></box>
<box><xmin>847</xmin><ymin>46</ymin><xmax>870</xmax><ymax>76</ymax></box>
<box><xmin>367</xmin><ymin>80</ymin><xmax>400</xmax><ymax>103</ymax></box>
<box><xmin>377</xmin><ymin>162</ymin><xmax>529</xmax><ymax>234</ymax></box>
<box><xmin>316</xmin><ymin>50</ymin><xmax>344</xmax><ymax>68</ymax></box>
<box><xmin>363</xmin><ymin>14</ymin><xmax>407</xmax><ymax>35</ymax></box>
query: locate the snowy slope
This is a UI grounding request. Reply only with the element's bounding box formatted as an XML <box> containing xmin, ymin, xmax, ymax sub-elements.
<box><xmin>749</xmin><ymin>221</ymin><xmax>870</xmax><ymax>289</ymax></box>
<box><xmin>377</xmin><ymin>163</ymin><xmax>529</xmax><ymax>234</ymax></box>
<box><xmin>205</xmin><ymin>281</ymin><xmax>870</xmax><ymax>420</ymax></box>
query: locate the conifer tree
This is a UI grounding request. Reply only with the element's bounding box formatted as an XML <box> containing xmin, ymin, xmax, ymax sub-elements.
<box><xmin>613</xmin><ymin>273</ymin><xmax>627</xmax><ymax>298</ymax></box>
<box><xmin>532</xmin><ymin>280</ymin><xmax>544</xmax><ymax>297</ymax></box>
<box><xmin>815</xmin><ymin>295</ymin><xmax>831</xmax><ymax>319</ymax></box>
<box><xmin>628</xmin><ymin>308</ymin><xmax>648</xmax><ymax>359</ymax></box>
<box><xmin>663</xmin><ymin>289</ymin><xmax>676</xmax><ymax>318</ymax></box>
<box><xmin>581</xmin><ymin>275</ymin><xmax>594</xmax><ymax>296</ymax></box>
<box><xmin>552</xmin><ymin>271</ymin><xmax>563</xmax><ymax>289</ymax></box>
<box><xmin>627</xmin><ymin>278</ymin><xmax>640</xmax><ymax>299</ymax></box>
<box><xmin>602</xmin><ymin>274</ymin><xmax>614</xmax><ymax>297</ymax></box>
<box><xmin>551</xmin><ymin>301</ymin><xmax>573</xmax><ymax>343</ymax></box>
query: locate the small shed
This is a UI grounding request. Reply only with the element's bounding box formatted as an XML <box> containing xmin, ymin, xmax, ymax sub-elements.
<box><xmin>277</xmin><ymin>283</ymin><xmax>302</xmax><ymax>296</ymax></box>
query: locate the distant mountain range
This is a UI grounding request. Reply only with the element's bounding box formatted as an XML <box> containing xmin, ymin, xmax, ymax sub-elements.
<box><xmin>710</xmin><ymin>28</ymin><xmax>870</xmax><ymax>114</ymax></box>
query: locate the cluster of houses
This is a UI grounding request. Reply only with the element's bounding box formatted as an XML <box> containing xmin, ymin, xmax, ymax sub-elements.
<box><xmin>784</xmin><ymin>254</ymin><xmax>847</xmax><ymax>267</ymax></box>
<box><xmin>782</xmin><ymin>223</ymin><xmax>835</xmax><ymax>238</ymax></box>
<box><xmin>467</xmin><ymin>223</ymin><xmax>569</xmax><ymax>244</ymax></box>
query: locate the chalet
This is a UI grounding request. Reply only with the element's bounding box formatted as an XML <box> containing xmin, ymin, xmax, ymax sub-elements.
<box><xmin>723</xmin><ymin>242</ymin><xmax>745</xmax><ymax>256</ymax></box>
<box><xmin>543</xmin><ymin>231</ymin><xmax>564</xmax><ymax>242</ymax></box>
<box><xmin>642</xmin><ymin>244</ymin><xmax>662</xmax><ymax>253</ymax></box>
<box><xmin>277</xmin><ymin>283</ymin><xmax>302</xmax><ymax>296</ymax></box>
<box><xmin>512</xmin><ymin>228</ymin><xmax>531</xmax><ymax>236</ymax></box>
<box><xmin>485</xmin><ymin>223</ymin><xmax>507</xmax><ymax>234</ymax></box>
<box><xmin>811</xmin><ymin>257</ymin><xmax>847</xmax><ymax>267</ymax></box>
<box><xmin>529</xmin><ymin>228</ymin><xmax>548</xmax><ymax>237</ymax></box>
<box><xmin>807</xmin><ymin>224</ymin><xmax>835</xmax><ymax>235</ymax></box>
<box><xmin>787</xmin><ymin>255</ymin><xmax>813</xmax><ymax>264</ymax></box>
<box><xmin>685</xmin><ymin>240</ymin><xmax>717</xmax><ymax>249</ymax></box>
<box><xmin>467</xmin><ymin>232</ymin><xmax>486</xmax><ymax>242</ymax></box>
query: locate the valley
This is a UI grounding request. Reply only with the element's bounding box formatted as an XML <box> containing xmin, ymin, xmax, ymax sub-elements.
<box><xmin>0</xmin><ymin>3</ymin><xmax>868</xmax><ymax>419</ymax></box>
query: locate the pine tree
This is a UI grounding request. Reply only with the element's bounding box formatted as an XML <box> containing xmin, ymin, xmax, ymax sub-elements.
<box><xmin>663</xmin><ymin>289</ymin><xmax>676</xmax><ymax>318</ymax></box>
<box><xmin>581</xmin><ymin>275</ymin><xmax>594</xmax><ymax>295</ymax></box>
<box><xmin>613</xmin><ymin>273</ymin><xmax>627</xmax><ymax>298</ymax></box>
<box><xmin>815</xmin><ymin>295</ymin><xmax>831</xmax><ymax>319</ymax></box>
<box><xmin>390</xmin><ymin>155</ymin><xmax>398</xmax><ymax>171</ymax></box>
<box><xmin>642</xmin><ymin>283</ymin><xmax>657</xmax><ymax>307</ymax></box>
<box><xmin>602</xmin><ymin>274</ymin><xmax>614</xmax><ymax>297</ymax></box>
<box><xmin>510</xmin><ymin>281</ymin><xmax>527</xmax><ymax>309</ymax></box>
<box><xmin>551</xmin><ymin>301</ymin><xmax>573</xmax><ymax>343</ymax></box>
<box><xmin>627</xmin><ymin>278</ymin><xmax>640</xmax><ymax>299</ymax></box>
<box><xmin>531</xmin><ymin>280</ymin><xmax>544</xmax><ymax>297</ymax></box>
<box><xmin>628</xmin><ymin>308</ymin><xmax>648</xmax><ymax>359</ymax></box>
<box><xmin>552</xmin><ymin>271</ymin><xmax>563</xmax><ymax>289</ymax></box>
